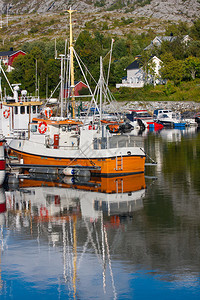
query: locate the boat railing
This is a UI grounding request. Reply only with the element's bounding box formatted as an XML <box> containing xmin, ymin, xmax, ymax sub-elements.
<box><xmin>19</xmin><ymin>96</ymin><xmax>40</xmax><ymax>103</ymax></box>
<box><xmin>13</xmin><ymin>129</ymin><xmax>28</xmax><ymax>140</ymax></box>
<box><xmin>93</xmin><ymin>136</ymin><xmax>144</xmax><ymax>149</ymax></box>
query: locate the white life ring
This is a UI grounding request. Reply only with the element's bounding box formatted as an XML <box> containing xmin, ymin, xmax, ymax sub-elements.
<box><xmin>45</xmin><ymin>108</ymin><xmax>53</xmax><ymax>118</ymax></box>
<box><xmin>3</xmin><ymin>109</ymin><xmax>10</xmax><ymax>119</ymax></box>
<box><xmin>38</xmin><ymin>121</ymin><xmax>47</xmax><ymax>134</ymax></box>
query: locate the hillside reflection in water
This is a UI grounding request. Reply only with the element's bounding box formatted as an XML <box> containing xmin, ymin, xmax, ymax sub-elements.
<box><xmin>0</xmin><ymin>127</ymin><xmax>200</xmax><ymax>299</ymax></box>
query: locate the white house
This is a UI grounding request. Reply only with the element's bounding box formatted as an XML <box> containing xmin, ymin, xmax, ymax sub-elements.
<box><xmin>144</xmin><ymin>35</ymin><xmax>191</xmax><ymax>50</ymax></box>
<box><xmin>116</xmin><ymin>56</ymin><xmax>163</xmax><ymax>88</ymax></box>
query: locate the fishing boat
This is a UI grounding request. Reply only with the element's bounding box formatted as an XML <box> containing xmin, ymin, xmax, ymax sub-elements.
<box><xmin>8</xmin><ymin>9</ymin><xmax>146</xmax><ymax>177</ymax></box>
<box><xmin>153</xmin><ymin>109</ymin><xmax>186</xmax><ymax>128</ymax></box>
<box><xmin>126</xmin><ymin>109</ymin><xmax>164</xmax><ymax>131</ymax></box>
<box><xmin>9</xmin><ymin>118</ymin><xmax>145</xmax><ymax>176</ymax></box>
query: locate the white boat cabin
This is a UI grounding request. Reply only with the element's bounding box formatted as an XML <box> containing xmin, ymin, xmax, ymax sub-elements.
<box><xmin>0</xmin><ymin>85</ymin><xmax>43</xmax><ymax>141</ymax></box>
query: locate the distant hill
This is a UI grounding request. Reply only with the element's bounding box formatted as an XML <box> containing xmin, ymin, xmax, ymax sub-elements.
<box><xmin>0</xmin><ymin>0</ymin><xmax>199</xmax><ymax>50</ymax></box>
<box><xmin>0</xmin><ymin>0</ymin><xmax>200</xmax><ymax>22</ymax></box>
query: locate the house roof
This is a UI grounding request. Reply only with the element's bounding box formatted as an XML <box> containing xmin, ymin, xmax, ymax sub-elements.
<box><xmin>0</xmin><ymin>50</ymin><xmax>25</xmax><ymax>57</ymax></box>
<box><xmin>126</xmin><ymin>59</ymin><xmax>141</xmax><ymax>70</ymax></box>
<box><xmin>64</xmin><ymin>81</ymin><xmax>88</xmax><ymax>89</ymax></box>
<box><xmin>127</xmin><ymin>55</ymin><xmax>161</xmax><ymax>70</ymax></box>
<box><xmin>154</xmin><ymin>36</ymin><xmax>176</xmax><ymax>43</ymax></box>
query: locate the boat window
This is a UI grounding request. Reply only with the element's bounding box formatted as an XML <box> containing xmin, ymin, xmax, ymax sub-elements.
<box><xmin>37</xmin><ymin>106</ymin><xmax>40</xmax><ymax>114</ymax></box>
<box><xmin>27</xmin><ymin>106</ymin><xmax>30</xmax><ymax>114</ymax></box>
<box><xmin>20</xmin><ymin>106</ymin><xmax>25</xmax><ymax>114</ymax></box>
<box><xmin>14</xmin><ymin>106</ymin><xmax>18</xmax><ymax>114</ymax></box>
<box><xmin>32</xmin><ymin>106</ymin><xmax>36</xmax><ymax>114</ymax></box>
<box><xmin>31</xmin><ymin>125</ymin><xmax>37</xmax><ymax>132</ymax></box>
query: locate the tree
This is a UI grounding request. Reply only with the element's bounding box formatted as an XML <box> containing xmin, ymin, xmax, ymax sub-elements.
<box><xmin>148</xmin><ymin>59</ymin><xmax>157</xmax><ymax>86</ymax></box>
<box><xmin>109</xmin><ymin>56</ymin><xmax>133</xmax><ymax>85</ymax></box>
<box><xmin>139</xmin><ymin>50</ymin><xmax>152</xmax><ymax>85</ymax></box>
<box><xmin>45</xmin><ymin>58</ymin><xmax>60</xmax><ymax>97</ymax></box>
<box><xmin>165</xmin><ymin>21</ymin><xmax>189</xmax><ymax>36</ymax></box>
<box><xmin>190</xmin><ymin>19</ymin><xmax>200</xmax><ymax>40</ymax></box>
<box><xmin>112</xmin><ymin>39</ymin><xmax>128</xmax><ymax>59</ymax></box>
<box><xmin>160</xmin><ymin>53</ymin><xmax>185</xmax><ymax>85</ymax></box>
<box><xmin>75</xmin><ymin>30</ymin><xmax>102</xmax><ymax>67</ymax></box>
<box><xmin>186</xmin><ymin>40</ymin><xmax>200</xmax><ymax>58</ymax></box>
<box><xmin>184</xmin><ymin>56</ymin><xmax>200</xmax><ymax>80</ymax></box>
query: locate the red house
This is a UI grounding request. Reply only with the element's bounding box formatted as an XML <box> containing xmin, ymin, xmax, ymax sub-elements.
<box><xmin>0</xmin><ymin>47</ymin><xmax>26</xmax><ymax>72</ymax></box>
<box><xmin>63</xmin><ymin>81</ymin><xmax>88</xmax><ymax>98</ymax></box>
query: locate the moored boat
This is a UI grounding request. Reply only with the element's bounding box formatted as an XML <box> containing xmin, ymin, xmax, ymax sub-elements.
<box><xmin>9</xmin><ymin>120</ymin><xmax>146</xmax><ymax>177</ymax></box>
<box><xmin>153</xmin><ymin>109</ymin><xmax>186</xmax><ymax>128</ymax></box>
<box><xmin>126</xmin><ymin>109</ymin><xmax>164</xmax><ymax>131</ymax></box>
<box><xmin>8</xmin><ymin>9</ymin><xmax>147</xmax><ymax>177</ymax></box>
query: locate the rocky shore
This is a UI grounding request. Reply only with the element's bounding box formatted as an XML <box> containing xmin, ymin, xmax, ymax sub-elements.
<box><xmin>104</xmin><ymin>101</ymin><xmax>200</xmax><ymax>115</ymax></box>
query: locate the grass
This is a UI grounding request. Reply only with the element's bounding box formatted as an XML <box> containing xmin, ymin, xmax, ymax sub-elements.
<box><xmin>112</xmin><ymin>79</ymin><xmax>200</xmax><ymax>102</ymax></box>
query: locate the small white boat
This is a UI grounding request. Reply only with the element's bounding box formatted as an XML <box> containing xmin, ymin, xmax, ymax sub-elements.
<box><xmin>153</xmin><ymin>109</ymin><xmax>186</xmax><ymax>128</ymax></box>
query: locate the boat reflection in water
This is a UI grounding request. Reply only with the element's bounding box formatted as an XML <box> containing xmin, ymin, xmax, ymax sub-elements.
<box><xmin>0</xmin><ymin>188</ymin><xmax>6</xmax><ymax>226</ymax></box>
<box><xmin>7</xmin><ymin>173</ymin><xmax>146</xmax><ymax>220</ymax></box>
<box><xmin>3</xmin><ymin>173</ymin><xmax>146</xmax><ymax>299</ymax></box>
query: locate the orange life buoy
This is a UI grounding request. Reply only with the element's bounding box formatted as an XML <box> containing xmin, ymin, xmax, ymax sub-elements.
<box><xmin>38</xmin><ymin>121</ymin><xmax>47</xmax><ymax>134</ymax></box>
<box><xmin>3</xmin><ymin>109</ymin><xmax>10</xmax><ymax>119</ymax></box>
<box><xmin>45</xmin><ymin>108</ymin><xmax>53</xmax><ymax>118</ymax></box>
<box><xmin>40</xmin><ymin>206</ymin><xmax>48</xmax><ymax>217</ymax></box>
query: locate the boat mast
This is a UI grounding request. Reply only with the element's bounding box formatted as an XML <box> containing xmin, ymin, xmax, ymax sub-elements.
<box><xmin>99</xmin><ymin>56</ymin><xmax>103</xmax><ymax>121</ymax></box>
<box><xmin>60</xmin><ymin>54</ymin><xmax>65</xmax><ymax>118</ymax></box>
<box><xmin>67</xmin><ymin>8</ymin><xmax>76</xmax><ymax>119</ymax></box>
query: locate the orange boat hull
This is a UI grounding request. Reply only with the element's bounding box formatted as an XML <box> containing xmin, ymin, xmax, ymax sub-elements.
<box><xmin>13</xmin><ymin>149</ymin><xmax>145</xmax><ymax>176</ymax></box>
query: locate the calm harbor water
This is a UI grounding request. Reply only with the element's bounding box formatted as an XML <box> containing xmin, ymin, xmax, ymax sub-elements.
<box><xmin>0</xmin><ymin>127</ymin><xmax>200</xmax><ymax>299</ymax></box>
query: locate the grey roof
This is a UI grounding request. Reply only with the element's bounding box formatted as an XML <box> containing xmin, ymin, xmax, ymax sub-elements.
<box><xmin>127</xmin><ymin>54</ymin><xmax>157</xmax><ymax>70</ymax></box>
<box><xmin>155</xmin><ymin>36</ymin><xmax>176</xmax><ymax>43</ymax></box>
<box><xmin>0</xmin><ymin>50</ymin><xmax>22</xmax><ymax>57</ymax></box>
<box><xmin>126</xmin><ymin>59</ymin><xmax>142</xmax><ymax>70</ymax></box>
<box><xmin>144</xmin><ymin>36</ymin><xmax>177</xmax><ymax>50</ymax></box>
